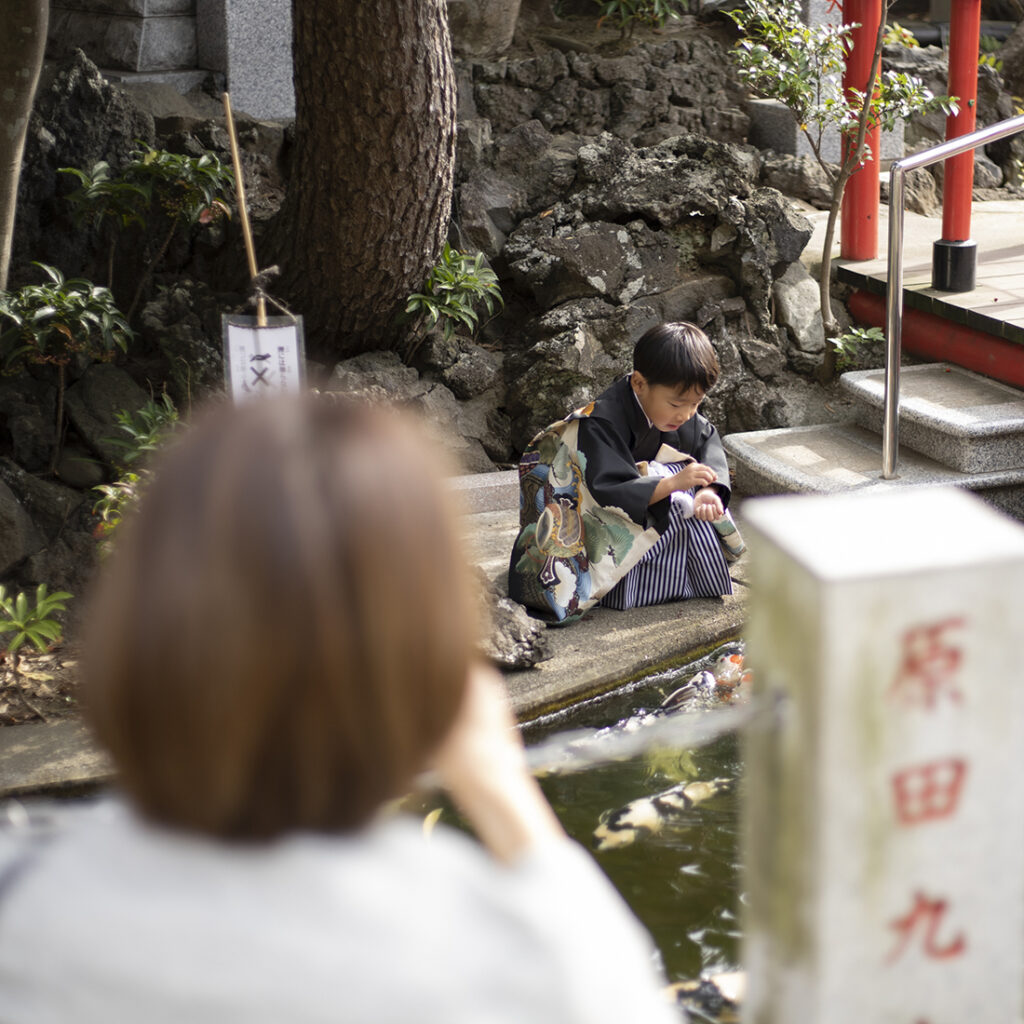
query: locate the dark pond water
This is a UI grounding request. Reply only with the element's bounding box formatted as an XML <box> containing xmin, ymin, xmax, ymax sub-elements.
<box><xmin>520</xmin><ymin>643</ymin><xmax>746</xmax><ymax>985</ymax></box>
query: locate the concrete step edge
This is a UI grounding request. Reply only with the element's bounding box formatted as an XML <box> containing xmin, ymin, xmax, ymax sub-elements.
<box><xmin>724</xmin><ymin>422</ymin><xmax>1024</xmax><ymax>497</ymax></box>
<box><xmin>839</xmin><ymin>364</ymin><xmax>1024</xmax><ymax>439</ymax></box>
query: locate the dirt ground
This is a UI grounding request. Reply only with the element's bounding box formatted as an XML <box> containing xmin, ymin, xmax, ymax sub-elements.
<box><xmin>0</xmin><ymin>645</ymin><xmax>82</xmax><ymax>726</ymax></box>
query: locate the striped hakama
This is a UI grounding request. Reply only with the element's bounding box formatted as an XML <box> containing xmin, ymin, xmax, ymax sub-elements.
<box><xmin>508</xmin><ymin>375</ymin><xmax>739</xmax><ymax>624</ymax></box>
<box><xmin>599</xmin><ymin>463</ymin><xmax>733</xmax><ymax>611</ymax></box>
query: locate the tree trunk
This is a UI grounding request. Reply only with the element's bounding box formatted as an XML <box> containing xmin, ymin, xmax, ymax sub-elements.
<box><xmin>270</xmin><ymin>0</ymin><xmax>456</xmax><ymax>362</ymax></box>
<box><xmin>0</xmin><ymin>0</ymin><xmax>48</xmax><ymax>292</ymax></box>
<box><xmin>816</xmin><ymin>177</ymin><xmax>847</xmax><ymax>383</ymax></box>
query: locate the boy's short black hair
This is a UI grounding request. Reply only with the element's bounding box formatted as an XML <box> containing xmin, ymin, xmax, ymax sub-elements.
<box><xmin>633</xmin><ymin>322</ymin><xmax>719</xmax><ymax>392</ymax></box>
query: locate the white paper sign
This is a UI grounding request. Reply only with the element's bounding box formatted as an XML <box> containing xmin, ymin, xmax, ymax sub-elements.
<box><xmin>223</xmin><ymin>315</ymin><xmax>306</xmax><ymax>402</ymax></box>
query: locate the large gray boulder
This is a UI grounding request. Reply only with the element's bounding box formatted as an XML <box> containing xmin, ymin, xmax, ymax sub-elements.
<box><xmin>63</xmin><ymin>364</ymin><xmax>152</xmax><ymax>468</ymax></box>
<box><xmin>325</xmin><ymin>351</ymin><xmax>508</xmax><ymax>472</ymax></box>
<box><xmin>504</xmin><ymin>298</ymin><xmax>660</xmax><ymax>447</ymax></box>
<box><xmin>761</xmin><ymin>154</ymin><xmax>832</xmax><ymax>210</ymax></box>
<box><xmin>0</xmin><ymin>460</ymin><xmax>86</xmax><ymax>542</ymax></box>
<box><xmin>139</xmin><ymin>279</ymin><xmax>227</xmax><ymax>405</ymax></box>
<box><xmin>448</xmin><ymin>0</ymin><xmax>523</xmax><ymax>59</ymax></box>
<box><xmin>0</xmin><ymin>481</ymin><xmax>43</xmax><ymax>579</ymax></box>
<box><xmin>457</xmin><ymin>120</ymin><xmax>582</xmax><ymax>259</ymax></box>
<box><xmin>0</xmin><ymin>379</ymin><xmax>55</xmax><ymax>474</ymax></box>
<box><xmin>773</xmin><ymin>261</ymin><xmax>825</xmax><ymax>374</ymax></box>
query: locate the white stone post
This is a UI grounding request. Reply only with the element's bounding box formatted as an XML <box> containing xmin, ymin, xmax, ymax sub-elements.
<box><xmin>196</xmin><ymin>0</ymin><xmax>295</xmax><ymax>120</ymax></box>
<box><xmin>741</xmin><ymin>487</ymin><xmax>1024</xmax><ymax>1023</ymax></box>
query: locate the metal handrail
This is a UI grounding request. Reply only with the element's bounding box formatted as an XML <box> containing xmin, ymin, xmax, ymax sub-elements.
<box><xmin>883</xmin><ymin>111</ymin><xmax>1024</xmax><ymax>478</ymax></box>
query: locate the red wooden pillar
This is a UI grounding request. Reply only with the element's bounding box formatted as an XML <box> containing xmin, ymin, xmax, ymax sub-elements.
<box><xmin>933</xmin><ymin>0</ymin><xmax>982</xmax><ymax>291</ymax></box>
<box><xmin>840</xmin><ymin>0</ymin><xmax>882</xmax><ymax>261</ymax></box>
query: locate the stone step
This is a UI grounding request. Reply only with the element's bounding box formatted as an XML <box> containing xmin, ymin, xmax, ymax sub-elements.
<box><xmin>448</xmin><ymin>469</ymin><xmax>519</xmax><ymax>515</ymax></box>
<box><xmin>55</xmin><ymin>0</ymin><xmax>194</xmax><ymax>14</ymax></box>
<box><xmin>839</xmin><ymin>363</ymin><xmax>1024</xmax><ymax>474</ymax></box>
<box><xmin>723</xmin><ymin>421</ymin><xmax>1024</xmax><ymax>521</ymax></box>
<box><xmin>49</xmin><ymin>7</ymin><xmax>197</xmax><ymax>72</ymax></box>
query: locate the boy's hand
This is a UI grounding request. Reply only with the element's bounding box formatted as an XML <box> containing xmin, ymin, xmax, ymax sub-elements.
<box><xmin>672</xmin><ymin>462</ymin><xmax>716</xmax><ymax>492</ymax></box>
<box><xmin>693</xmin><ymin>487</ymin><xmax>724</xmax><ymax>521</ymax></box>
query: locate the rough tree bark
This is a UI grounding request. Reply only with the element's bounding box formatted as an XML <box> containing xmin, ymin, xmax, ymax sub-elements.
<box><xmin>270</xmin><ymin>0</ymin><xmax>457</xmax><ymax>362</ymax></box>
<box><xmin>0</xmin><ymin>0</ymin><xmax>48</xmax><ymax>292</ymax></box>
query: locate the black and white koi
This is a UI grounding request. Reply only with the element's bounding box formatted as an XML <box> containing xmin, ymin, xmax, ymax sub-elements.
<box><xmin>658</xmin><ymin>651</ymin><xmax>753</xmax><ymax>711</ymax></box>
<box><xmin>592</xmin><ymin>777</ymin><xmax>734</xmax><ymax>851</ymax></box>
<box><xmin>666</xmin><ymin>970</ymin><xmax>746</xmax><ymax>1023</ymax></box>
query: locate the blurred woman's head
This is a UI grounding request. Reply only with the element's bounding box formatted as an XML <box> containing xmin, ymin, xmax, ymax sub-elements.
<box><xmin>83</xmin><ymin>395</ymin><xmax>476</xmax><ymax>841</ymax></box>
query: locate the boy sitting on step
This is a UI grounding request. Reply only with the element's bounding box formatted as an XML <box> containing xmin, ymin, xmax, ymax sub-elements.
<box><xmin>508</xmin><ymin>321</ymin><xmax>741</xmax><ymax>624</ymax></box>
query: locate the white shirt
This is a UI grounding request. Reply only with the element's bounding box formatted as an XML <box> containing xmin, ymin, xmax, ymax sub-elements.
<box><xmin>0</xmin><ymin>799</ymin><xmax>680</xmax><ymax>1024</ymax></box>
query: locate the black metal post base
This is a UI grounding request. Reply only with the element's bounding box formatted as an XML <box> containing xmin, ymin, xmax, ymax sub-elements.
<box><xmin>932</xmin><ymin>238</ymin><xmax>977</xmax><ymax>292</ymax></box>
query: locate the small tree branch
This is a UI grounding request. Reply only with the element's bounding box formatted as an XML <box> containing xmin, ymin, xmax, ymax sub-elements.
<box><xmin>48</xmin><ymin>362</ymin><xmax>65</xmax><ymax>475</ymax></box>
<box><xmin>127</xmin><ymin>220</ymin><xmax>177</xmax><ymax>323</ymax></box>
<box><xmin>819</xmin><ymin>0</ymin><xmax>890</xmax><ymax>380</ymax></box>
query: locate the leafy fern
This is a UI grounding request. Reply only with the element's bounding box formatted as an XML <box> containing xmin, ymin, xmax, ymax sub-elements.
<box><xmin>0</xmin><ymin>585</ymin><xmax>72</xmax><ymax>658</ymax></box>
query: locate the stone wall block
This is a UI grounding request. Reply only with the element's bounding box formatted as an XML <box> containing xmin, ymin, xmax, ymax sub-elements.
<box><xmin>63</xmin><ymin>364</ymin><xmax>151</xmax><ymax>468</ymax></box>
<box><xmin>490</xmin><ymin>121</ymin><xmax>581</xmax><ymax>213</ymax></box>
<box><xmin>0</xmin><ymin>481</ymin><xmax>43</xmax><ymax>579</ymax></box>
<box><xmin>457</xmin><ymin>184</ymin><xmax>509</xmax><ymax>259</ymax></box>
<box><xmin>47</xmin><ymin>10</ymin><xmax>197</xmax><ymax>71</ymax></box>
<box><xmin>448</xmin><ymin>0</ymin><xmax>523</xmax><ymax>59</ymax></box>
<box><xmin>773</xmin><ymin>261</ymin><xmax>825</xmax><ymax>358</ymax></box>
<box><xmin>222</xmin><ymin>0</ymin><xmax>294</xmax><ymax>119</ymax></box>
<box><xmin>442</xmin><ymin>344</ymin><xmax>501</xmax><ymax>400</ymax></box>
<box><xmin>507</xmin><ymin>221</ymin><xmax>637</xmax><ymax>308</ymax></box>
<box><xmin>456</xmin><ymin>390</ymin><xmax>512</xmax><ymax>463</ymax></box>
<box><xmin>739</xmin><ymin>336</ymin><xmax>788</xmax><ymax>381</ymax></box>
<box><xmin>57</xmin><ymin>0</ymin><xmax>193</xmax><ymax>14</ymax></box>
<box><xmin>761</xmin><ymin>154</ymin><xmax>833</xmax><ymax>210</ymax></box>
<box><xmin>0</xmin><ymin>380</ymin><xmax>56</xmax><ymax>475</ymax></box>
<box><xmin>0</xmin><ymin>460</ymin><xmax>87</xmax><ymax>542</ymax></box>
<box><xmin>644</xmin><ymin>274</ymin><xmax>735</xmax><ymax>325</ymax></box>
<box><xmin>326</xmin><ymin>352</ymin><xmax>498</xmax><ymax>473</ymax></box>
<box><xmin>474</xmin><ymin>83</ymin><xmax>541</xmax><ymax>134</ymax></box>
<box><xmin>456</xmin><ymin>118</ymin><xmax>494</xmax><ymax>184</ymax></box>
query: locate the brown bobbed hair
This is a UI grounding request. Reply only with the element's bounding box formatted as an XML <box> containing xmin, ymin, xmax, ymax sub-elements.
<box><xmin>82</xmin><ymin>395</ymin><xmax>476</xmax><ymax>841</ymax></box>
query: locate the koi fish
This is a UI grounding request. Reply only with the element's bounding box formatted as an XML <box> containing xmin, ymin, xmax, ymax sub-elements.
<box><xmin>593</xmin><ymin>777</ymin><xmax>734</xmax><ymax>851</ymax></box>
<box><xmin>658</xmin><ymin>651</ymin><xmax>752</xmax><ymax>711</ymax></box>
<box><xmin>658</xmin><ymin>669</ymin><xmax>717</xmax><ymax>711</ymax></box>
<box><xmin>666</xmin><ymin>970</ymin><xmax>746</xmax><ymax>1023</ymax></box>
<box><xmin>711</xmin><ymin>652</ymin><xmax>745</xmax><ymax>689</ymax></box>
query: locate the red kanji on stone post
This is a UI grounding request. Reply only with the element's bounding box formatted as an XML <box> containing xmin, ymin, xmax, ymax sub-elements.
<box><xmin>888</xmin><ymin>618</ymin><xmax>966</xmax><ymax>709</ymax></box>
<box><xmin>886</xmin><ymin>892</ymin><xmax>967</xmax><ymax>965</ymax></box>
<box><xmin>891</xmin><ymin>758</ymin><xmax>967</xmax><ymax>825</ymax></box>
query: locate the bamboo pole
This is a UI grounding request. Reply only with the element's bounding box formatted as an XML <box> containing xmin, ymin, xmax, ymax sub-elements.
<box><xmin>222</xmin><ymin>92</ymin><xmax>266</xmax><ymax>326</ymax></box>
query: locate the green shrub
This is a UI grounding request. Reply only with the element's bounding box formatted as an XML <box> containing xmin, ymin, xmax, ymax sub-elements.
<box><xmin>883</xmin><ymin>22</ymin><xmax>919</xmax><ymax>49</ymax></box>
<box><xmin>593</xmin><ymin>0</ymin><xmax>692</xmax><ymax>37</ymax></box>
<box><xmin>93</xmin><ymin>393</ymin><xmax>181</xmax><ymax>553</ymax></box>
<box><xmin>0</xmin><ymin>263</ymin><xmax>133</xmax><ymax>471</ymax></box>
<box><xmin>833</xmin><ymin>324</ymin><xmax>885</xmax><ymax>371</ymax></box>
<box><xmin>405</xmin><ymin>244</ymin><xmax>503</xmax><ymax>353</ymax></box>
<box><xmin>0</xmin><ymin>584</ymin><xmax>72</xmax><ymax>659</ymax></box>
<box><xmin>61</xmin><ymin>144</ymin><xmax>234</xmax><ymax>320</ymax></box>
<box><xmin>104</xmin><ymin>393</ymin><xmax>180</xmax><ymax>465</ymax></box>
